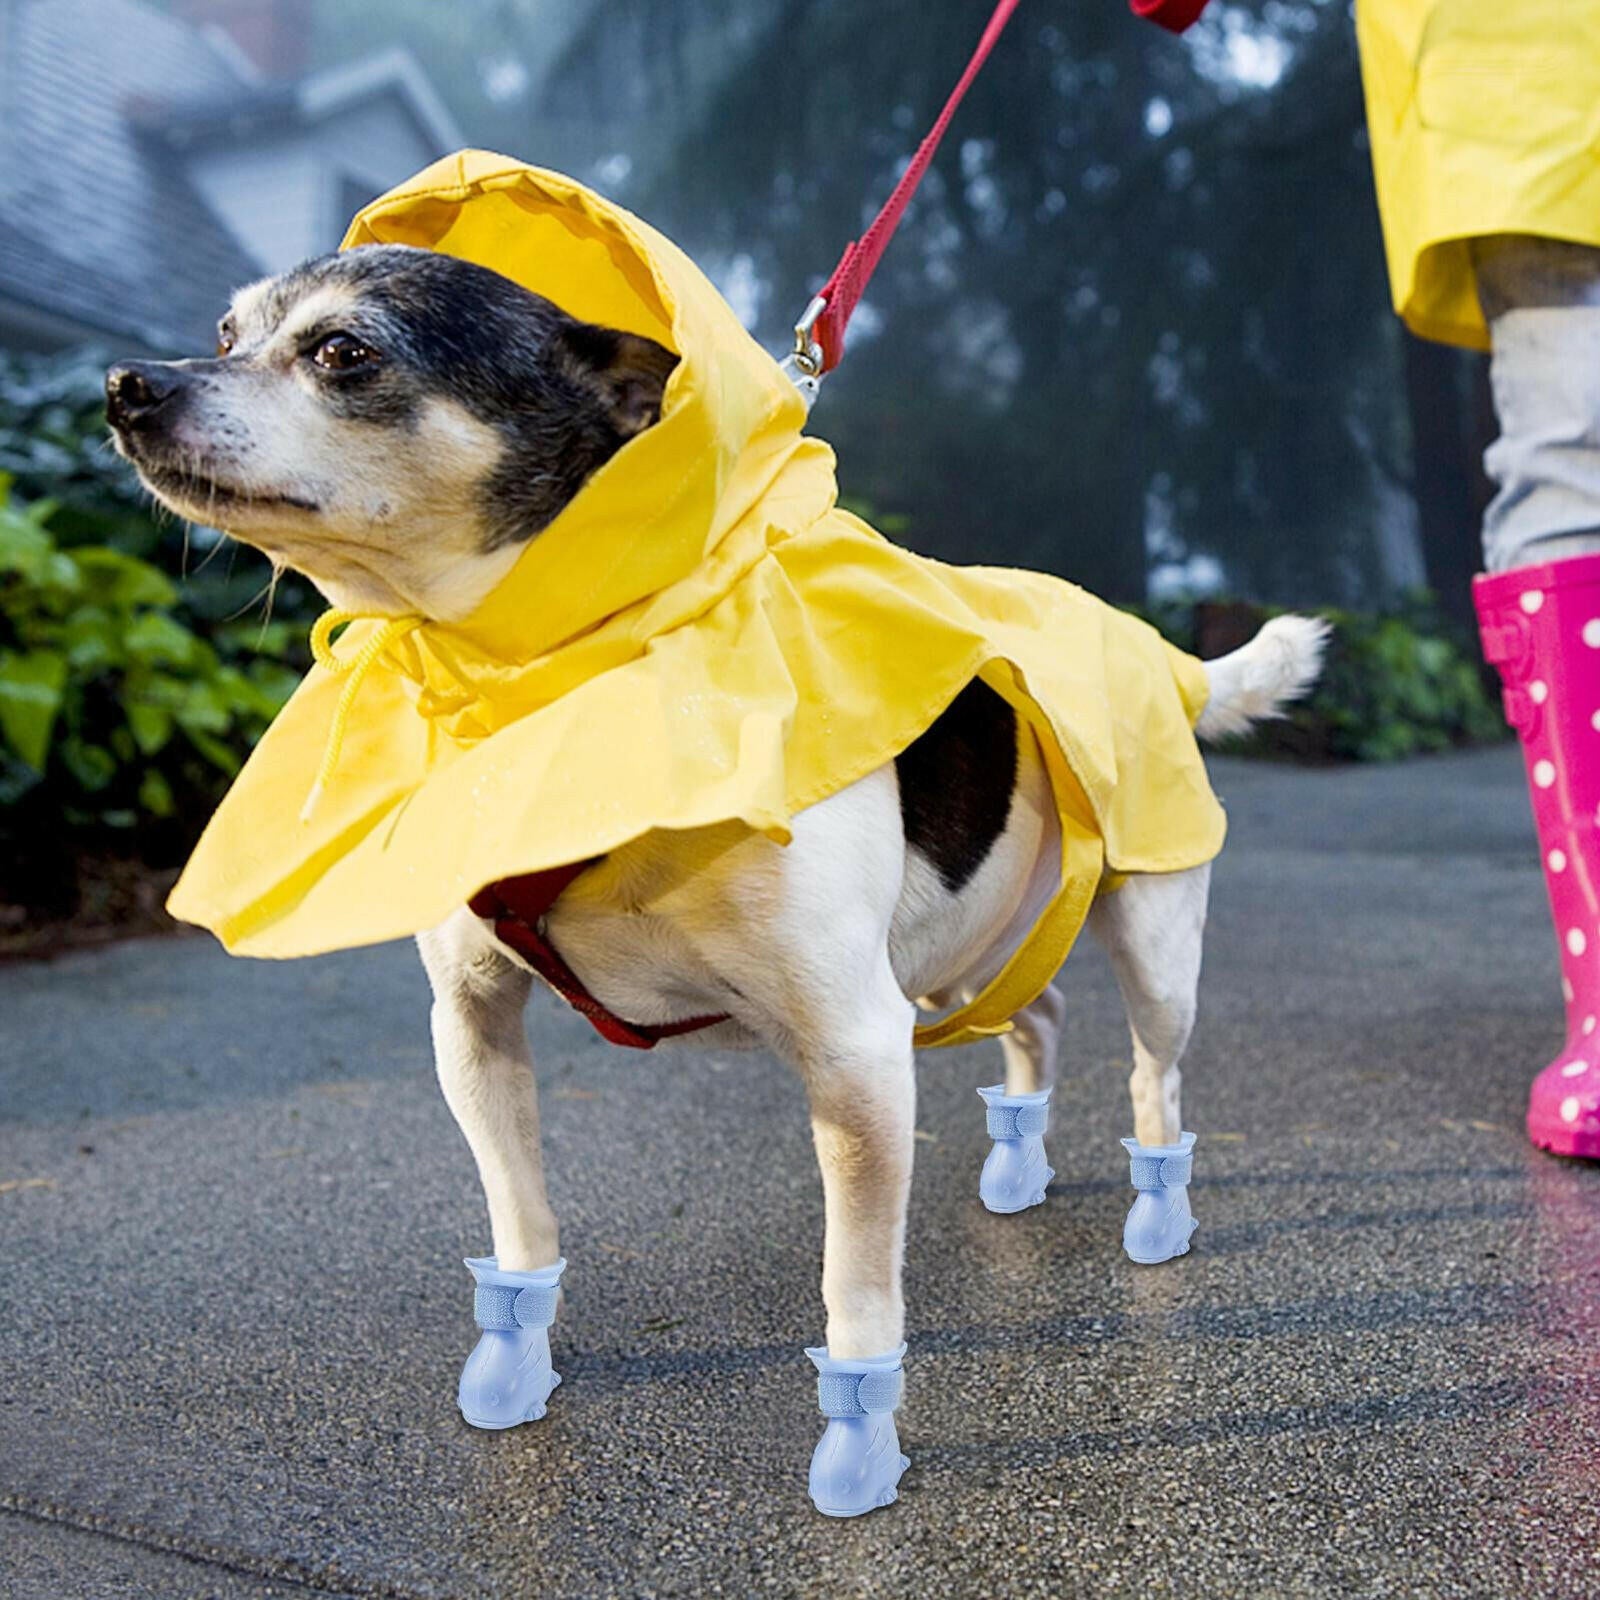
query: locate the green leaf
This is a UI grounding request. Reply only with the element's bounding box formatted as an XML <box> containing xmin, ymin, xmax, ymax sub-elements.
<box><xmin>0</xmin><ymin>498</ymin><xmax>78</xmax><ymax>593</ymax></box>
<box><xmin>58</xmin><ymin>608</ymin><xmax>122</xmax><ymax>673</ymax></box>
<box><xmin>175</xmin><ymin>677</ymin><xmax>233</xmax><ymax>735</ymax></box>
<box><xmin>138</xmin><ymin>767</ymin><xmax>175</xmax><ymax>817</ymax></box>
<box><xmin>124</xmin><ymin>610</ymin><xmax>200</xmax><ymax>668</ymax></box>
<box><xmin>184</xmin><ymin>726</ymin><xmax>242</xmax><ymax>776</ymax></box>
<box><xmin>60</xmin><ymin>737</ymin><xmax>116</xmax><ymax>792</ymax></box>
<box><xmin>0</xmin><ymin>507</ymin><xmax>52</xmax><ymax>574</ymax></box>
<box><xmin>125</xmin><ymin>699</ymin><xmax>174</xmax><ymax>755</ymax></box>
<box><xmin>0</xmin><ymin>646</ymin><xmax>67</xmax><ymax>768</ymax></box>
<box><xmin>71</xmin><ymin>546</ymin><xmax>176</xmax><ymax>608</ymax></box>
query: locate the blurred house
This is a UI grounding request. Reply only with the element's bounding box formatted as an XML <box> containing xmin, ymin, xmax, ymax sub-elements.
<box><xmin>0</xmin><ymin>0</ymin><xmax>461</xmax><ymax>357</ymax></box>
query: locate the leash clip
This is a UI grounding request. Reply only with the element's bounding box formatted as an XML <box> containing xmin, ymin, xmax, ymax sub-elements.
<box><xmin>777</xmin><ymin>294</ymin><xmax>828</xmax><ymax>411</ymax></box>
<box><xmin>791</xmin><ymin>294</ymin><xmax>827</xmax><ymax>375</ymax></box>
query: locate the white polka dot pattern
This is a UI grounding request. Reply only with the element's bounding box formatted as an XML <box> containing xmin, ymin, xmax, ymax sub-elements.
<box><xmin>1568</xmin><ymin>929</ymin><xmax>1588</xmax><ymax>957</ymax></box>
<box><xmin>1521</xmin><ymin>591</ymin><xmax>1545</xmax><ymax>614</ymax></box>
<box><xmin>1534</xmin><ymin>759</ymin><xmax>1556</xmax><ymax>788</ymax></box>
<box><xmin>1549</xmin><ymin>848</ymin><xmax>1568</xmax><ymax>872</ymax></box>
<box><xmin>1561</xmin><ymin>1096</ymin><xmax>1582</xmax><ymax>1123</ymax></box>
<box><xmin>1584</xmin><ymin>619</ymin><xmax>1600</xmax><ymax>648</ymax></box>
<box><xmin>1530</xmin><ymin>680</ymin><xmax>1549</xmax><ymax>704</ymax></box>
<box><xmin>1562</xmin><ymin>1061</ymin><xmax>1589</xmax><ymax>1078</ymax></box>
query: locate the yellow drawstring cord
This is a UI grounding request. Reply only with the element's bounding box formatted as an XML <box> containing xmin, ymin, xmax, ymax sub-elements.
<box><xmin>299</xmin><ymin>608</ymin><xmax>424</xmax><ymax>823</ymax></box>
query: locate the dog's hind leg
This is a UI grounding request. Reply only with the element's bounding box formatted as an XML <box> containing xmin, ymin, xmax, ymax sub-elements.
<box><xmin>417</xmin><ymin>907</ymin><xmax>565</xmax><ymax>1428</ymax></box>
<box><xmin>1088</xmin><ymin>863</ymin><xmax>1209</xmax><ymax>1263</ymax></box>
<box><xmin>974</xmin><ymin>982</ymin><xmax>1063</xmax><ymax>1214</ymax></box>
<box><xmin>1000</xmin><ymin>980</ymin><xmax>1065</xmax><ymax>1096</ymax></box>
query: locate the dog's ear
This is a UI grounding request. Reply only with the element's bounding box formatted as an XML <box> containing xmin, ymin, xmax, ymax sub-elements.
<box><xmin>557</xmin><ymin>320</ymin><xmax>680</xmax><ymax>438</ymax></box>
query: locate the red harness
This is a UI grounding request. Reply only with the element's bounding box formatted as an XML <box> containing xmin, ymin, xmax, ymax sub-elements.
<box><xmin>469</xmin><ymin>865</ymin><xmax>731</xmax><ymax>1049</ymax></box>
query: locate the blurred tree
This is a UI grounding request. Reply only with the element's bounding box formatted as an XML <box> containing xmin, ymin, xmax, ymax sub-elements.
<box><xmin>533</xmin><ymin>0</ymin><xmax>1413</xmax><ymax>605</ymax></box>
<box><xmin>308</xmin><ymin>0</ymin><xmax>1467</xmax><ymax>613</ymax></box>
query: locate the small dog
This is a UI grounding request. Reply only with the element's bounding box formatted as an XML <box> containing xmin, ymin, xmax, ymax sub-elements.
<box><xmin>107</xmin><ymin>242</ymin><xmax>1325</xmax><ymax>1510</ymax></box>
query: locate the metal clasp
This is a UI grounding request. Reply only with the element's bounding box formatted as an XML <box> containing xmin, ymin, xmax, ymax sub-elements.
<box><xmin>776</xmin><ymin>294</ymin><xmax>828</xmax><ymax>413</ymax></box>
<box><xmin>791</xmin><ymin>294</ymin><xmax>827</xmax><ymax>376</ymax></box>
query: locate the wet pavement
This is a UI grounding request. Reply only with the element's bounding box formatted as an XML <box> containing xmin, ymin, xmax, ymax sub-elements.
<box><xmin>2</xmin><ymin>746</ymin><xmax>1598</xmax><ymax>1598</ymax></box>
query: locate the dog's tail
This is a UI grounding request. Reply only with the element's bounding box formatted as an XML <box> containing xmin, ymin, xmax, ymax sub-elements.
<box><xmin>1194</xmin><ymin>614</ymin><xmax>1331</xmax><ymax>743</ymax></box>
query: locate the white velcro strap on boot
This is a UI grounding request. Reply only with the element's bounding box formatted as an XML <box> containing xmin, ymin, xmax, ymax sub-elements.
<box><xmin>474</xmin><ymin>1282</ymin><xmax>560</xmax><ymax>1331</ymax></box>
<box><xmin>986</xmin><ymin>1101</ymin><xmax>1049</xmax><ymax>1140</ymax></box>
<box><xmin>1128</xmin><ymin>1148</ymin><xmax>1192</xmax><ymax>1190</ymax></box>
<box><xmin>817</xmin><ymin>1365</ymin><xmax>904</xmax><ymax>1417</ymax></box>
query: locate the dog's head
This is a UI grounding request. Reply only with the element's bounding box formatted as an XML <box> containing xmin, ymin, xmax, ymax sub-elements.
<box><xmin>106</xmin><ymin>244</ymin><xmax>678</xmax><ymax>619</ymax></box>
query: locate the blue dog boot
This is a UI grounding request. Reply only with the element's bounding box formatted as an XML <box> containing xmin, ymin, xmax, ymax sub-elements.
<box><xmin>459</xmin><ymin>1255</ymin><xmax>566</xmax><ymax>1429</ymax></box>
<box><xmin>804</xmin><ymin>1342</ymin><xmax>910</xmax><ymax>1517</ymax></box>
<box><xmin>977</xmin><ymin>1083</ymin><xmax>1054</xmax><ymax>1213</ymax></box>
<box><xmin>1121</xmin><ymin>1132</ymin><xmax>1198</xmax><ymax>1264</ymax></box>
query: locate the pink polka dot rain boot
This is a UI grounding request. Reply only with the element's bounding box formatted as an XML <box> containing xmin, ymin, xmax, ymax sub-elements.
<box><xmin>1476</xmin><ymin>553</ymin><xmax>1600</xmax><ymax>1158</ymax></box>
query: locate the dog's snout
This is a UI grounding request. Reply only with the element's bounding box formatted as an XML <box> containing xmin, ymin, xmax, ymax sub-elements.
<box><xmin>105</xmin><ymin>362</ymin><xmax>182</xmax><ymax>429</ymax></box>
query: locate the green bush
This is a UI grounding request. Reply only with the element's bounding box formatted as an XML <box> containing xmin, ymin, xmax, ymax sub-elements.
<box><xmin>1135</xmin><ymin>594</ymin><xmax>1509</xmax><ymax>762</ymax></box>
<box><xmin>0</xmin><ymin>477</ymin><xmax>301</xmax><ymax>910</ymax></box>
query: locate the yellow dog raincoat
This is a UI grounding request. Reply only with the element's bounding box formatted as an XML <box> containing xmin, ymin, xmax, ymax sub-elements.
<box><xmin>169</xmin><ymin>152</ymin><xmax>1226</xmax><ymax>1048</ymax></box>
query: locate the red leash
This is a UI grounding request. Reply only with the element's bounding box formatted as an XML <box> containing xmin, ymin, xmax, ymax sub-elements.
<box><xmin>800</xmin><ymin>0</ymin><xmax>1023</xmax><ymax>376</ymax></box>
<box><xmin>789</xmin><ymin>0</ymin><xmax>1212</xmax><ymax>380</ymax></box>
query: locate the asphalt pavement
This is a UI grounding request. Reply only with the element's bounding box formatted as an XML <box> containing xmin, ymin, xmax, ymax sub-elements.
<box><xmin>2</xmin><ymin>746</ymin><xmax>1598</xmax><ymax>1599</ymax></box>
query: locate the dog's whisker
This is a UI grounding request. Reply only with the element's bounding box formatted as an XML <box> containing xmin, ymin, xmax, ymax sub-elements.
<box><xmin>225</xmin><ymin>569</ymin><xmax>279</xmax><ymax>625</ymax></box>
<box><xmin>188</xmin><ymin>524</ymin><xmax>231</xmax><ymax>578</ymax></box>
<box><xmin>260</xmin><ymin>562</ymin><xmax>285</xmax><ymax>640</ymax></box>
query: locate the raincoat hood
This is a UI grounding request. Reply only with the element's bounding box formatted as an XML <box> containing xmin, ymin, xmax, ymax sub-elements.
<box><xmin>169</xmin><ymin>151</ymin><xmax>1226</xmax><ymax>1048</ymax></box>
<box><xmin>334</xmin><ymin>152</ymin><xmax>823</xmax><ymax>663</ymax></box>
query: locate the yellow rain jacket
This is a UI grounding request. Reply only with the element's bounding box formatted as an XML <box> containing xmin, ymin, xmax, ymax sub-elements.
<box><xmin>168</xmin><ymin>152</ymin><xmax>1226</xmax><ymax>1048</ymax></box>
<box><xmin>1356</xmin><ymin>0</ymin><xmax>1600</xmax><ymax>350</ymax></box>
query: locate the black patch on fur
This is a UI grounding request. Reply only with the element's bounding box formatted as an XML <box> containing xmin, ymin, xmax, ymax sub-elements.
<box><xmin>254</xmin><ymin>246</ymin><xmax>679</xmax><ymax>547</ymax></box>
<box><xmin>895</xmin><ymin>680</ymin><xmax>1018</xmax><ymax>893</ymax></box>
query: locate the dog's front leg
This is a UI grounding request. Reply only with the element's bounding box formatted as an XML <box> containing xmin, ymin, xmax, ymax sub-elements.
<box><xmin>418</xmin><ymin>907</ymin><xmax>564</xmax><ymax>1430</ymax></box>
<box><xmin>792</xmin><ymin>967</ymin><xmax>917</xmax><ymax>1518</ymax></box>
<box><xmin>804</xmin><ymin>1003</ymin><xmax>916</xmax><ymax>1359</ymax></box>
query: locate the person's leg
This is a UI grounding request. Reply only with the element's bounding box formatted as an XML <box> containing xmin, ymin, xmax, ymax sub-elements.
<box><xmin>1474</xmin><ymin>236</ymin><xmax>1600</xmax><ymax>572</ymax></box>
<box><xmin>1472</xmin><ymin>236</ymin><xmax>1600</xmax><ymax>1158</ymax></box>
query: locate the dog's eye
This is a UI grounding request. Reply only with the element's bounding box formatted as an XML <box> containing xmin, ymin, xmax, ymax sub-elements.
<box><xmin>313</xmin><ymin>333</ymin><xmax>377</xmax><ymax>372</ymax></box>
<box><xmin>216</xmin><ymin>322</ymin><xmax>236</xmax><ymax>357</ymax></box>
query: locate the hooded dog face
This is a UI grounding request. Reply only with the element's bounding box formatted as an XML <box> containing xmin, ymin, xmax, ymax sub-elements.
<box><xmin>105</xmin><ymin>244</ymin><xmax>679</xmax><ymax>619</ymax></box>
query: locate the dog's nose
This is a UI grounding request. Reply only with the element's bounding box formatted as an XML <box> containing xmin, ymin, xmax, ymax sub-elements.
<box><xmin>105</xmin><ymin>362</ymin><xmax>182</xmax><ymax>429</ymax></box>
